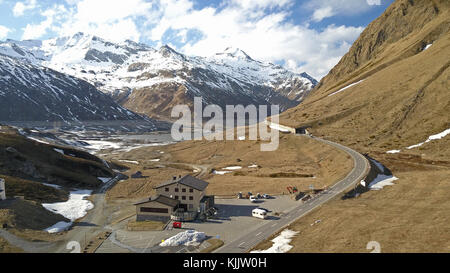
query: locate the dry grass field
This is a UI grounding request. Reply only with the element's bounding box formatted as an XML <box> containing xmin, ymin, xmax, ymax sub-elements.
<box><xmin>105</xmin><ymin>132</ymin><xmax>353</xmax><ymax>199</ymax></box>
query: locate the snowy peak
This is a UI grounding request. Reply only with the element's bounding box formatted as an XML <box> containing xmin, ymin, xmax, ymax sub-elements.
<box><xmin>215</xmin><ymin>47</ymin><xmax>254</xmax><ymax>61</ymax></box>
<box><xmin>159</xmin><ymin>44</ymin><xmax>186</xmax><ymax>60</ymax></box>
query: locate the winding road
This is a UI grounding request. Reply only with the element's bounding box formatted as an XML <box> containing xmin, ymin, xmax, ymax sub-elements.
<box><xmin>214</xmin><ymin>134</ymin><xmax>370</xmax><ymax>253</ymax></box>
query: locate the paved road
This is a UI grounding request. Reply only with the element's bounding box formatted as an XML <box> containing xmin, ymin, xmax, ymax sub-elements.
<box><xmin>215</xmin><ymin>134</ymin><xmax>370</xmax><ymax>253</ymax></box>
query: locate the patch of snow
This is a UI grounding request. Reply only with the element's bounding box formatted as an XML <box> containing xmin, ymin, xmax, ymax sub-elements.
<box><xmin>118</xmin><ymin>159</ymin><xmax>139</xmax><ymax>165</ymax></box>
<box><xmin>27</xmin><ymin>137</ymin><xmax>50</xmax><ymax>144</ymax></box>
<box><xmin>45</xmin><ymin>221</ymin><xmax>72</xmax><ymax>233</ymax></box>
<box><xmin>248</xmin><ymin>164</ymin><xmax>259</xmax><ymax>168</ymax></box>
<box><xmin>222</xmin><ymin>166</ymin><xmax>242</xmax><ymax>170</ymax></box>
<box><xmin>53</xmin><ymin>148</ymin><xmax>64</xmax><ymax>155</ymax></box>
<box><xmin>83</xmin><ymin>140</ymin><xmax>122</xmax><ymax>153</ymax></box>
<box><xmin>368</xmin><ymin>158</ymin><xmax>385</xmax><ymax>172</ymax></box>
<box><xmin>251</xmin><ymin>229</ymin><xmax>298</xmax><ymax>253</ymax></box>
<box><xmin>149</xmin><ymin>159</ymin><xmax>160</xmax><ymax>162</ymax></box>
<box><xmin>266</xmin><ymin>121</ymin><xmax>291</xmax><ymax>133</ymax></box>
<box><xmin>42</xmin><ymin>183</ymin><xmax>62</xmax><ymax>189</ymax></box>
<box><xmin>406</xmin><ymin>128</ymin><xmax>450</xmax><ymax>150</ymax></box>
<box><xmin>160</xmin><ymin>230</ymin><xmax>207</xmax><ymax>247</ymax></box>
<box><xmin>42</xmin><ymin>189</ymin><xmax>93</xmax><ymax>221</ymax></box>
<box><xmin>423</xmin><ymin>44</ymin><xmax>432</xmax><ymax>51</ymax></box>
<box><xmin>368</xmin><ymin>175</ymin><xmax>398</xmax><ymax>190</ymax></box>
<box><xmin>328</xmin><ymin>80</ymin><xmax>364</xmax><ymax>97</ymax></box>
<box><xmin>213</xmin><ymin>170</ymin><xmax>232</xmax><ymax>175</ymax></box>
<box><xmin>97</xmin><ymin>177</ymin><xmax>112</xmax><ymax>183</ymax></box>
<box><xmin>387</xmin><ymin>150</ymin><xmax>401</xmax><ymax>154</ymax></box>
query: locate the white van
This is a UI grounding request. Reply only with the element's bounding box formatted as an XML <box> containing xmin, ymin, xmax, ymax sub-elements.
<box><xmin>252</xmin><ymin>208</ymin><xmax>267</xmax><ymax>219</ymax></box>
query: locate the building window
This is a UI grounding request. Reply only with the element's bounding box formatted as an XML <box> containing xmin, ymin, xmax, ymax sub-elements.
<box><xmin>189</xmin><ymin>196</ymin><xmax>193</xmax><ymax>201</ymax></box>
<box><xmin>140</xmin><ymin>207</ymin><xmax>168</xmax><ymax>214</ymax></box>
<box><xmin>175</xmin><ymin>196</ymin><xmax>179</xmax><ymax>200</ymax></box>
<box><xmin>189</xmin><ymin>189</ymin><xmax>193</xmax><ymax>193</ymax></box>
<box><xmin>175</xmin><ymin>188</ymin><xmax>179</xmax><ymax>192</ymax></box>
<box><xmin>189</xmin><ymin>204</ymin><xmax>193</xmax><ymax>209</ymax></box>
<box><xmin>165</xmin><ymin>187</ymin><xmax>169</xmax><ymax>192</ymax></box>
<box><xmin>182</xmin><ymin>188</ymin><xmax>186</xmax><ymax>193</ymax></box>
<box><xmin>182</xmin><ymin>196</ymin><xmax>186</xmax><ymax>200</ymax></box>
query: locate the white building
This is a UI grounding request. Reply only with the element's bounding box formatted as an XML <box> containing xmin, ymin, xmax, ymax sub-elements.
<box><xmin>0</xmin><ymin>178</ymin><xmax>5</xmax><ymax>201</ymax></box>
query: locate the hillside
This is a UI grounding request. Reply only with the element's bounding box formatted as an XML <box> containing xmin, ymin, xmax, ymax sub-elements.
<box><xmin>0</xmin><ymin>126</ymin><xmax>115</xmax><ymax>189</ymax></box>
<box><xmin>256</xmin><ymin>0</ymin><xmax>450</xmax><ymax>253</ymax></box>
<box><xmin>279</xmin><ymin>0</ymin><xmax>449</xmax><ymax>160</ymax></box>
<box><xmin>0</xmin><ymin>34</ymin><xmax>317</xmax><ymax>121</ymax></box>
<box><xmin>0</xmin><ymin>53</ymin><xmax>160</xmax><ymax>131</ymax></box>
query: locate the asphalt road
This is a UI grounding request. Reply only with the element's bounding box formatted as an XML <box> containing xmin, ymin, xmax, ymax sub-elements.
<box><xmin>215</xmin><ymin>135</ymin><xmax>370</xmax><ymax>253</ymax></box>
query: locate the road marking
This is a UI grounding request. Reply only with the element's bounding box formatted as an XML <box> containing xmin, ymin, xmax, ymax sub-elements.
<box><xmin>272</xmin><ymin>223</ymin><xmax>277</xmax><ymax>227</ymax></box>
<box><xmin>255</xmin><ymin>232</ymin><xmax>262</xmax><ymax>237</ymax></box>
<box><xmin>238</xmin><ymin>242</ymin><xmax>246</xmax><ymax>247</ymax></box>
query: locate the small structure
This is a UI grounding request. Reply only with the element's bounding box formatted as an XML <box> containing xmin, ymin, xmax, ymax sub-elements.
<box><xmin>295</xmin><ymin>126</ymin><xmax>312</xmax><ymax>135</ymax></box>
<box><xmin>133</xmin><ymin>195</ymin><xmax>180</xmax><ymax>222</ymax></box>
<box><xmin>0</xmin><ymin>178</ymin><xmax>6</xmax><ymax>201</ymax></box>
<box><xmin>131</xmin><ymin>171</ymin><xmax>143</xmax><ymax>179</ymax></box>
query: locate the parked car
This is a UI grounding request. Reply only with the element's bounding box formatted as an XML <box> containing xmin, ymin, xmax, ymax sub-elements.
<box><xmin>173</xmin><ymin>222</ymin><xmax>182</xmax><ymax>229</ymax></box>
<box><xmin>249</xmin><ymin>195</ymin><xmax>257</xmax><ymax>202</ymax></box>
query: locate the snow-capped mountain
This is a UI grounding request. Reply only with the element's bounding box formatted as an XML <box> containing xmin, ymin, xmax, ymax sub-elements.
<box><xmin>0</xmin><ymin>33</ymin><xmax>317</xmax><ymax>120</ymax></box>
<box><xmin>0</xmin><ymin>53</ymin><xmax>161</xmax><ymax>131</ymax></box>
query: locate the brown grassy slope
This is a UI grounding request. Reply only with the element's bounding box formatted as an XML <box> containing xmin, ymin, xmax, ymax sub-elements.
<box><xmin>279</xmin><ymin>0</ymin><xmax>450</xmax><ymax>160</ymax></box>
<box><xmin>0</xmin><ymin>198</ymin><xmax>68</xmax><ymax>230</ymax></box>
<box><xmin>0</xmin><ymin>128</ymin><xmax>114</xmax><ymax>188</ymax></box>
<box><xmin>252</xmin><ymin>155</ymin><xmax>450</xmax><ymax>253</ymax></box>
<box><xmin>0</xmin><ymin>175</ymin><xmax>68</xmax><ymax>203</ymax></box>
<box><xmin>105</xmin><ymin>133</ymin><xmax>353</xmax><ymax>198</ymax></box>
<box><xmin>122</xmin><ymin>82</ymin><xmax>192</xmax><ymax>122</ymax></box>
<box><xmin>255</xmin><ymin>0</ymin><xmax>450</xmax><ymax>253</ymax></box>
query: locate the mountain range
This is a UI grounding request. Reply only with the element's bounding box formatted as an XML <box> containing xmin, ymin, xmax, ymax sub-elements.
<box><xmin>0</xmin><ymin>33</ymin><xmax>317</xmax><ymax>121</ymax></box>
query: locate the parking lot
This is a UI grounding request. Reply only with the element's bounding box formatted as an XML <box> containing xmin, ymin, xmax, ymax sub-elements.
<box><xmin>96</xmin><ymin>194</ymin><xmax>298</xmax><ymax>253</ymax></box>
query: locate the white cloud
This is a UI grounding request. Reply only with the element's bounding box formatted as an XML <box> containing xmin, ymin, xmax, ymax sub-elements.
<box><xmin>12</xmin><ymin>0</ymin><xmax>367</xmax><ymax>79</ymax></box>
<box><xmin>312</xmin><ymin>6</ymin><xmax>335</xmax><ymax>22</ymax></box>
<box><xmin>305</xmin><ymin>0</ymin><xmax>376</xmax><ymax>22</ymax></box>
<box><xmin>0</xmin><ymin>25</ymin><xmax>11</xmax><ymax>40</ymax></box>
<box><xmin>146</xmin><ymin>0</ymin><xmax>364</xmax><ymax>79</ymax></box>
<box><xmin>13</xmin><ymin>0</ymin><xmax>37</xmax><ymax>17</ymax></box>
<box><xmin>21</xmin><ymin>5</ymin><xmax>67</xmax><ymax>40</ymax></box>
<box><xmin>56</xmin><ymin>0</ymin><xmax>153</xmax><ymax>42</ymax></box>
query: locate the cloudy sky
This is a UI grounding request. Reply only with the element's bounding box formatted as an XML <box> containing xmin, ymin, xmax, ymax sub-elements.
<box><xmin>0</xmin><ymin>0</ymin><xmax>393</xmax><ymax>79</ymax></box>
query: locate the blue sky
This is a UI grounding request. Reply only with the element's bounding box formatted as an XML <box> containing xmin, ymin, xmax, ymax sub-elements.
<box><xmin>0</xmin><ymin>0</ymin><xmax>394</xmax><ymax>79</ymax></box>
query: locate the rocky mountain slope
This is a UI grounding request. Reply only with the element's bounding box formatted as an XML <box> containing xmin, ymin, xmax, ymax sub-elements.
<box><xmin>280</xmin><ymin>0</ymin><xmax>450</xmax><ymax>160</ymax></box>
<box><xmin>0</xmin><ymin>53</ymin><xmax>161</xmax><ymax>131</ymax></box>
<box><xmin>0</xmin><ymin>34</ymin><xmax>317</xmax><ymax>121</ymax></box>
